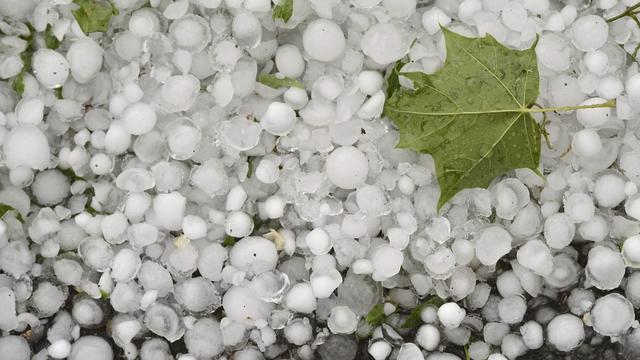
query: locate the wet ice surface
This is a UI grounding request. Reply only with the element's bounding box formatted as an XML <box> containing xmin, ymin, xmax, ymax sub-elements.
<box><xmin>3</xmin><ymin>0</ymin><xmax>640</xmax><ymax>359</ymax></box>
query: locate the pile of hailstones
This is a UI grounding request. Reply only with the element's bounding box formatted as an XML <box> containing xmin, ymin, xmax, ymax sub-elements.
<box><xmin>5</xmin><ymin>0</ymin><xmax>640</xmax><ymax>359</ymax></box>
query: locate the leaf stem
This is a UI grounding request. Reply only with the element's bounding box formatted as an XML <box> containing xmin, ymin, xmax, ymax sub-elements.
<box><xmin>607</xmin><ymin>2</ymin><xmax>640</xmax><ymax>23</ymax></box>
<box><xmin>523</xmin><ymin>99</ymin><xmax>616</xmax><ymax>113</ymax></box>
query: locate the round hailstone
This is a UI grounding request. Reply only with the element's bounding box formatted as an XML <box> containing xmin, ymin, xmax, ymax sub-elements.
<box><xmin>231</xmin><ymin>10</ymin><xmax>262</xmax><ymax>48</ymax></box>
<box><xmin>563</xmin><ymin>192</ymin><xmax>595</xmax><ymax>223</ymax></box>
<box><xmin>229</xmin><ymin>236</ymin><xmax>278</xmax><ymax>275</ymax></box>
<box><xmin>115</xmin><ymin>168</ymin><xmax>155</xmax><ymax>193</ymax></box>
<box><xmin>275</xmin><ymin>44</ymin><xmax>305</xmax><ymax>78</ymax></box>
<box><xmin>260</xmin><ymin>102</ymin><xmax>297</xmax><ymax>136</ymax></box>
<box><xmin>547</xmin><ymin>314</ymin><xmax>584</xmax><ymax>352</ymax></box>
<box><xmin>310</xmin><ymin>268</ymin><xmax>342</xmax><ymax>298</ymax></box>
<box><xmin>121</xmin><ymin>102</ymin><xmax>157</xmax><ymax>135</ymax></box>
<box><xmin>325</xmin><ymin>146</ymin><xmax>369</xmax><ymax>189</ymax></box>
<box><xmin>438</xmin><ymin>302</ymin><xmax>466</xmax><ymax>329</ymax></box>
<box><xmin>169</xmin><ymin>14</ymin><xmax>211</xmax><ymax>52</ymax></box>
<box><xmin>184</xmin><ymin>318</ymin><xmax>224</xmax><ymax>358</ymax></box>
<box><xmin>111</xmin><ymin>248</ymin><xmax>142</xmax><ymax>282</ymax></box>
<box><xmin>66</xmin><ymin>38</ymin><xmax>104</xmax><ymax>84</ymax></box>
<box><xmin>328</xmin><ymin>306</ymin><xmax>358</xmax><ymax>334</ymax></box>
<box><xmin>516</xmin><ymin>240</ymin><xmax>553</xmax><ymax>276</ymax></box>
<box><xmin>535</xmin><ymin>33</ymin><xmax>572</xmax><ymax>71</ymax></box>
<box><xmin>570</xmin><ymin>15</ymin><xmax>608</xmax><ymax>52</ymax></box>
<box><xmin>284</xmin><ymin>282</ymin><xmax>317</xmax><ymax>314</ymax></box>
<box><xmin>72</xmin><ymin>298</ymin><xmax>104</xmax><ymax>327</ymax></box>
<box><xmin>519</xmin><ymin>321</ymin><xmax>543</xmax><ymax>350</ymax></box>
<box><xmin>191</xmin><ymin>159</ymin><xmax>228</xmax><ymax>196</ymax></box>
<box><xmin>250</xmin><ymin>269</ymin><xmax>290</xmax><ymax>303</ymax></box>
<box><xmin>475</xmin><ymin>226</ymin><xmax>512</xmax><ymax>266</ymax></box>
<box><xmin>576</xmin><ymin>97</ymin><xmax>612</xmax><ymax>127</ymax></box>
<box><xmin>305</xmin><ymin>228</ymin><xmax>332</xmax><ymax>255</ymax></box>
<box><xmin>586</xmin><ymin>245</ymin><xmax>625</xmax><ymax>290</ymax></box>
<box><xmin>152</xmin><ymin>192</ymin><xmax>186</xmax><ymax>231</ymax></box>
<box><xmin>371</xmin><ymin>244</ymin><xmax>403</xmax><ymax>280</ymax></box>
<box><xmin>144</xmin><ymin>302</ymin><xmax>185</xmax><ymax>342</ymax></box>
<box><xmin>223</xmin><ymin>285</ymin><xmax>275</xmax><ymax>322</ymax></box>
<box><xmin>590</xmin><ymin>293</ymin><xmax>634</xmax><ymax>336</ymax></box>
<box><xmin>424</xmin><ymin>247</ymin><xmax>455</xmax><ymax>279</ymax></box>
<box><xmin>78</xmin><ymin>238</ymin><xmax>114</xmax><ymax>272</ymax></box>
<box><xmin>219</xmin><ymin>116</ymin><xmax>262</xmax><ymax>151</ymax></box>
<box><xmin>48</xmin><ymin>339</ymin><xmax>72</xmax><ymax>359</ymax></box>
<box><xmin>361</xmin><ymin>22</ymin><xmax>409</xmax><ymax>65</ymax></box>
<box><xmin>3</xmin><ymin>125</ymin><xmax>50</xmax><ymax>170</ymax></box>
<box><xmin>626</xmin><ymin>73</ymin><xmax>640</xmax><ymax>105</ymax></box>
<box><xmin>197</xmin><ymin>243</ymin><xmax>227</xmax><ymax>282</ymax></box>
<box><xmin>622</xmin><ymin>235</ymin><xmax>640</xmax><ymax>268</ymax></box>
<box><xmin>175</xmin><ymin>277</ymin><xmax>219</xmax><ymax>313</ymax></box>
<box><xmin>159</xmin><ymin>75</ymin><xmax>200</xmax><ymax>113</ymax></box>
<box><xmin>32</xmin><ymin>49</ymin><xmax>69</xmax><ymax>88</ymax></box>
<box><xmin>543</xmin><ymin>213</ymin><xmax>575</xmax><ymax>249</ymax></box>
<box><xmin>15</xmin><ymin>97</ymin><xmax>43</xmax><ymax>125</ymax></box>
<box><xmin>416</xmin><ymin>324</ymin><xmax>440</xmax><ymax>351</ymax></box>
<box><xmin>572</xmin><ymin>129</ymin><xmax>602</xmax><ymax>157</ymax></box>
<box><xmin>224</xmin><ymin>211</ymin><xmax>253</xmax><ymax>238</ymax></box>
<box><xmin>31</xmin><ymin>169</ymin><xmax>70</xmax><ymax>205</ymax></box>
<box><xmin>593</xmin><ymin>173</ymin><xmax>626</xmax><ymax>208</ymax></box>
<box><xmin>302</xmin><ymin>19</ymin><xmax>346</xmax><ymax>62</ymax></box>
<box><xmin>0</xmin><ymin>336</ymin><xmax>30</xmax><ymax>360</ymax></box>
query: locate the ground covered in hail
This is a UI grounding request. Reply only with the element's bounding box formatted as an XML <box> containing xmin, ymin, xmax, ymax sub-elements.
<box><xmin>3</xmin><ymin>0</ymin><xmax>640</xmax><ymax>359</ymax></box>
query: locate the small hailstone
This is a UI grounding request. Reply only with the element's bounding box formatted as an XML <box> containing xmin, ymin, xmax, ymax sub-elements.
<box><xmin>475</xmin><ymin>226</ymin><xmax>512</xmax><ymax>266</ymax></box>
<box><xmin>416</xmin><ymin>324</ymin><xmax>440</xmax><ymax>351</ymax></box>
<box><xmin>422</xmin><ymin>7</ymin><xmax>451</xmax><ymax>35</ymax></box>
<box><xmin>48</xmin><ymin>339</ymin><xmax>72</xmax><ymax>359</ymax></box>
<box><xmin>3</xmin><ymin>125</ymin><xmax>50</xmax><ymax>170</ymax></box>
<box><xmin>229</xmin><ymin>236</ymin><xmax>278</xmax><ymax>275</ymax></box>
<box><xmin>543</xmin><ymin>213</ymin><xmax>575</xmax><ymax>249</ymax></box>
<box><xmin>625</xmin><ymin>194</ymin><xmax>640</xmax><ymax>220</ymax></box>
<box><xmin>516</xmin><ymin>240</ymin><xmax>553</xmax><ymax>276</ymax></box>
<box><xmin>326</xmin><ymin>146</ymin><xmax>369</xmax><ymax>189</ymax></box>
<box><xmin>572</xmin><ymin>129</ymin><xmax>602</xmax><ymax>157</ymax></box>
<box><xmin>437</xmin><ymin>302</ymin><xmax>466</xmax><ymax>329</ymax></box>
<box><xmin>368</xmin><ymin>341</ymin><xmax>392</xmax><ymax>360</ymax></box>
<box><xmin>275</xmin><ymin>44</ymin><xmax>305</xmax><ymax>78</ymax></box>
<box><xmin>371</xmin><ymin>244</ymin><xmax>403</xmax><ymax>280</ymax></box>
<box><xmin>31</xmin><ymin>49</ymin><xmax>69</xmax><ymax>88</ymax></box>
<box><xmin>284</xmin><ymin>282</ymin><xmax>316</xmax><ymax>313</ymax></box>
<box><xmin>302</xmin><ymin>19</ymin><xmax>346</xmax><ymax>62</ymax></box>
<box><xmin>586</xmin><ymin>245</ymin><xmax>625</xmax><ymax>290</ymax></box>
<box><xmin>498</xmin><ymin>296</ymin><xmax>527</xmax><ymax>324</ymax></box>
<box><xmin>260</xmin><ymin>102</ymin><xmax>297</xmax><ymax>136</ymax></box>
<box><xmin>576</xmin><ymin>97</ymin><xmax>611</xmax><ymax>127</ymax></box>
<box><xmin>328</xmin><ymin>305</ymin><xmax>358</xmax><ymax>334</ymax></box>
<box><xmin>361</xmin><ymin>23</ymin><xmax>409</xmax><ymax>65</ymax></box>
<box><xmin>563</xmin><ymin>192</ymin><xmax>595</xmax><ymax>223</ymax></box>
<box><xmin>255</xmin><ymin>159</ymin><xmax>280</xmax><ymax>184</ymax></box>
<box><xmin>310</xmin><ymin>268</ymin><xmax>342</xmax><ymax>298</ymax></box>
<box><xmin>535</xmin><ymin>33</ymin><xmax>571</xmax><ymax>71</ymax></box>
<box><xmin>570</xmin><ymin>15</ymin><xmax>608</xmax><ymax>52</ymax></box>
<box><xmin>16</xmin><ymin>97</ymin><xmax>44</xmax><ymax>125</ymax></box>
<box><xmin>305</xmin><ymin>228</ymin><xmax>332</xmax><ymax>255</ymax></box>
<box><xmin>121</xmin><ymin>102</ymin><xmax>157</xmax><ymax>135</ymax></box>
<box><xmin>356</xmin><ymin>185</ymin><xmax>388</xmax><ymax>216</ymax></box>
<box><xmin>597</xmin><ymin>76</ymin><xmax>624</xmax><ymax>99</ymax></box>
<box><xmin>152</xmin><ymin>192</ymin><xmax>186</xmax><ymax>231</ymax></box>
<box><xmin>111</xmin><ymin>248</ymin><xmax>142</xmax><ymax>282</ymax></box>
<box><xmin>584</xmin><ymin>50</ymin><xmax>609</xmax><ymax>75</ymax></box>
<box><xmin>66</xmin><ymin>39</ymin><xmax>104</xmax><ymax>84</ymax></box>
<box><xmin>182</xmin><ymin>215</ymin><xmax>207</xmax><ymax>239</ymax></box>
<box><xmin>397</xmin><ymin>343</ymin><xmax>423</xmax><ymax>360</ymax></box>
<box><xmin>622</xmin><ymin>235</ymin><xmax>640</xmax><ymax>268</ymax></box>
<box><xmin>590</xmin><ymin>293</ymin><xmax>635</xmax><ymax>336</ymax></box>
<box><xmin>547</xmin><ymin>314</ymin><xmax>585</xmax><ymax>352</ymax></box>
<box><xmin>520</xmin><ymin>321</ymin><xmax>544</xmax><ymax>350</ymax></box>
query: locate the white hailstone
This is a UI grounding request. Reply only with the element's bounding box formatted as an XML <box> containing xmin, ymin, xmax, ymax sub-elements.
<box><xmin>576</xmin><ymin>97</ymin><xmax>611</xmax><ymax>128</ymax></box>
<box><xmin>422</xmin><ymin>7</ymin><xmax>451</xmax><ymax>35</ymax></box>
<box><xmin>452</xmin><ymin>238</ymin><xmax>475</xmax><ymax>265</ymax></box>
<box><xmin>310</xmin><ymin>268</ymin><xmax>342</xmax><ymax>298</ymax></box>
<box><xmin>305</xmin><ymin>228</ymin><xmax>332</xmax><ymax>255</ymax></box>
<box><xmin>129</xmin><ymin>8</ymin><xmax>159</xmax><ymax>37</ymax></box>
<box><xmin>570</xmin><ymin>15</ymin><xmax>608</xmax><ymax>52</ymax></box>
<box><xmin>458</xmin><ymin>0</ymin><xmax>482</xmax><ymax>25</ymax></box>
<box><xmin>326</xmin><ymin>146</ymin><xmax>369</xmax><ymax>189</ymax></box>
<box><xmin>225</xmin><ymin>211</ymin><xmax>253</xmax><ymax>238</ymax></box>
<box><xmin>48</xmin><ymin>339</ymin><xmax>72</xmax><ymax>359</ymax></box>
<box><xmin>89</xmin><ymin>153</ymin><xmax>112</xmax><ymax>175</ymax></box>
<box><xmin>584</xmin><ymin>51</ymin><xmax>609</xmax><ymax>75</ymax></box>
<box><xmin>284</xmin><ymin>87</ymin><xmax>309</xmax><ymax>109</ymax></box>
<box><xmin>170</xmin><ymin>14</ymin><xmax>211</xmax><ymax>52</ymax></box>
<box><xmin>501</xmin><ymin>1</ymin><xmax>528</xmax><ymax>32</ymax></box>
<box><xmin>0</xmin><ymin>336</ymin><xmax>30</xmax><ymax>360</ymax></box>
<box><xmin>516</xmin><ymin>240</ymin><xmax>553</xmax><ymax>276</ymax></box>
<box><xmin>593</xmin><ymin>173</ymin><xmax>626</xmax><ymax>208</ymax></box>
<box><xmin>175</xmin><ymin>277</ymin><xmax>219</xmax><ymax>313</ymax></box>
<box><xmin>547</xmin><ymin>314</ymin><xmax>584</xmax><ymax>352</ymax></box>
<box><xmin>78</xmin><ymin>238</ymin><xmax>114</xmax><ymax>272</ymax></box>
<box><xmin>369</xmin><ymin>341</ymin><xmax>392</xmax><ymax>360</ymax></box>
<box><xmin>31</xmin><ymin>49</ymin><xmax>69</xmax><ymax>88</ymax></box>
<box><xmin>328</xmin><ymin>306</ymin><xmax>358</xmax><ymax>334</ymax></box>
<box><xmin>182</xmin><ymin>215</ymin><xmax>207</xmax><ymax>239</ymax></box>
<box><xmin>572</xmin><ymin>129</ymin><xmax>602</xmax><ymax>157</ymax></box>
<box><xmin>127</xmin><ymin>222</ymin><xmax>158</xmax><ymax>249</ymax></box>
<box><xmin>66</xmin><ymin>39</ymin><xmax>104</xmax><ymax>84</ymax></box>
<box><xmin>104</xmin><ymin>121</ymin><xmax>132</xmax><ymax>155</ymax></box>
<box><xmin>260</xmin><ymin>102</ymin><xmax>296</xmax><ymax>136</ymax></box>
<box><xmin>586</xmin><ymin>245</ymin><xmax>625</xmax><ymax>290</ymax></box>
<box><xmin>255</xmin><ymin>158</ymin><xmax>279</xmax><ymax>184</ymax></box>
<box><xmin>416</xmin><ymin>324</ymin><xmax>440</xmax><ymax>351</ymax></box>
<box><xmin>32</xmin><ymin>282</ymin><xmax>65</xmax><ymax>317</ymax></box>
<box><xmin>387</xmin><ymin>227</ymin><xmax>410</xmax><ymax>249</ymax></box>
<box><xmin>626</xmin><ymin>194</ymin><xmax>640</xmax><ymax>220</ymax></box>
<box><xmin>484</xmin><ymin>322</ymin><xmax>510</xmax><ymax>346</ymax></box>
<box><xmin>425</xmin><ymin>217</ymin><xmax>451</xmax><ymax>244</ymax></box>
<box><xmin>110</xmin><ymin>281</ymin><xmax>142</xmax><ymax>313</ymax></box>
<box><xmin>275</xmin><ymin>44</ymin><xmax>305</xmax><ymax>78</ymax></box>
<box><xmin>625</xmin><ymin>73</ymin><xmax>640</xmax><ymax>105</ymax></box>
<box><xmin>284</xmin><ymin>282</ymin><xmax>316</xmax><ymax>313</ymax></box>
<box><xmin>590</xmin><ymin>293</ymin><xmax>635</xmax><ymax>336</ymax></box>
<box><xmin>496</xmin><ymin>271</ymin><xmax>524</xmax><ymax>297</ymax></box>
<box><xmin>121</xmin><ymin>102</ymin><xmax>157</xmax><ymax>135</ymax></box>
<box><xmin>111</xmin><ymin>248</ymin><xmax>141</xmax><ymax>282</ymax></box>
<box><xmin>498</xmin><ymin>296</ymin><xmax>527</xmax><ymax>324</ymax></box>
<box><xmin>492</xmin><ymin>178</ymin><xmax>529</xmax><ymax>220</ymax></box>
<box><xmin>191</xmin><ymin>159</ymin><xmax>227</xmax><ymax>196</ymax></box>
<box><xmin>519</xmin><ymin>321</ymin><xmax>543</xmax><ymax>350</ymax></box>
<box><xmin>371</xmin><ymin>244</ymin><xmax>403</xmax><ymax>280</ymax></box>
<box><xmin>437</xmin><ymin>302</ymin><xmax>466</xmax><ymax>329</ymax></box>
<box><xmin>184</xmin><ymin>318</ymin><xmax>223</xmax><ymax>358</ymax></box>
<box><xmin>475</xmin><ymin>226</ymin><xmax>512</xmax><ymax>266</ymax></box>
<box><xmin>15</xmin><ymin>97</ymin><xmax>44</xmax><ymax>125</ymax></box>
<box><xmin>535</xmin><ymin>33</ymin><xmax>572</xmax><ymax>71</ymax></box>
<box><xmin>302</xmin><ymin>19</ymin><xmax>345</xmax><ymax>62</ymax></box>
<box><xmin>357</xmin><ymin>90</ymin><xmax>385</xmax><ymax>119</ymax></box>
<box><xmin>101</xmin><ymin>212</ymin><xmax>128</xmax><ymax>244</ymax></box>
<box><xmin>159</xmin><ymin>75</ymin><xmax>200</xmax><ymax>113</ymax></box>
<box><xmin>3</xmin><ymin>125</ymin><xmax>50</xmax><ymax>170</ymax></box>
<box><xmin>424</xmin><ymin>247</ymin><xmax>455</xmax><ymax>279</ymax></box>
<box><xmin>352</xmin><ymin>258</ymin><xmax>374</xmax><ymax>274</ymax></box>
<box><xmin>357</xmin><ymin>70</ymin><xmax>384</xmax><ymax>96</ymax></box>
<box><xmin>578</xmin><ymin>215</ymin><xmax>608</xmax><ymax>242</ymax></box>
<box><xmin>32</xmin><ymin>170</ymin><xmax>69</xmax><ymax>205</ymax></box>
<box><xmin>0</xmin><ymin>287</ymin><xmax>18</xmax><ymax>331</ymax></box>
<box><xmin>623</xmin><ymin>235</ymin><xmax>640</xmax><ymax>268</ymax></box>
<box><xmin>356</xmin><ymin>185</ymin><xmax>388</xmax><ymax>216</ymax></box>
<box><xmin>544</xmin><ymin>213</ymin><xmax>575</xmax><ymax>249</ymax></box>
<box><xmin>501</xmin><ymin>334</ymin><xmax>527</xmax><ymax>360</ymax></box>
<box><xmin>361</xmin><ymin>22</ymin><xmax>408</xmax><ymax>65</ymax></box>
<box><xmin>284</xmin><ymin>318</ymin><xmax>313</xmax><ymax>345</ymax></box>
<box><xmin>397</xmin><ymin>343</ymin><xmax>424</xmax><ymax>360</ymax></box>
<box><xmin>626</xmin><ymin>272</ymin><xmax>640</xmax><ymax>307</ymax></box>
<box><xmin>229</xmin><ymin>236</ymin><xmax>278</xmax><ymax>275</ymax></box>
<box><xmin>73</xmin><ymin>298</ymin><xmax>104</xmax><ymax>326</ymax></box>
<box><xmin>263</xmin><ymin>195</ymin><xmax>286</xmax><ymax>219</ymax></box>
<box><xmin>420</xmin><ymin>306</ymin><xmax>438</xmax><ymax>324</ymax></box>
<box><xmin>9</xmin><ymin>166</ymin><xmax>34</xmax><ymax>187</ymax></box>
<box><xmin>563</xmin><ymin>192</ymin><xmax>595</xmax><ymax>223</ymax></box>
<box><xmin>197</xmin><ymin>243</ymin><xmax>227</xmax><ymax>282</ymax></box>
<box><xmin>597</xmin><ymin>76</ymin><xmax>624</xmax><ymax>99</ymax></box>
<box><xmin>144</xmin><ymin>302</ymin><xmax>185</xmax><ymax>342</ymax></box>
<box><xmin>152</xmin><ymin>192</ymin><xmax>186</xmax><ymax>231</ymax></box>
<box><xmin>226</xmin><ymin>185</ymin><xmax>247</xmax><ymax>211</ymax></box>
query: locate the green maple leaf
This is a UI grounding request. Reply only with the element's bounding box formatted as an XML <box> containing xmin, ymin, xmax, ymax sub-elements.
<box><xmin>258</xmin><ymin>74</ymin><xmax>304</xmax><ymax>89</ymax></box>
<box><xmin>385</xmin><ymin>28</ymin><xmax>542</xmax><ymax>209</ymax></box>
<box><xmin>272</xmin><ymin>0</ymin><xmax>293</xmax><ymax>22</ymax></box>
<box><xmin>72</xmin><ymin>0</ymin><xmax>117</xmax><ymax>34</ymax></box>
<box><xmin>400</xmin><ymin>295</ymin><xmax>445</xmax><ymax>329</ymax></box>
<box><xmin>365</xmin><ymin>303</ymin><xmax>387</xmax><ymax>327</ymax></box>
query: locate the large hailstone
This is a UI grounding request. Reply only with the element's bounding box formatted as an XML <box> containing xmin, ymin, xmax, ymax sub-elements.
<box><xmin>3</xmin><ymin>125</ymin><xmax>50</xmax><ymax>170</ymax></box>
<box><xmin>66</xmin><ymin>39</ymin><xmax>104</xmax><ymax>84</ymax></box>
